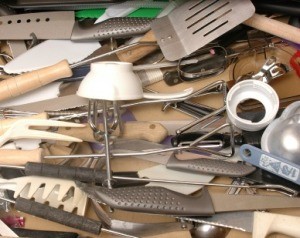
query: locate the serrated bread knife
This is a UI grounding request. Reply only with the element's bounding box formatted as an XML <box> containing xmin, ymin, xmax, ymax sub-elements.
<box><xmin>0</xmin><ymin>11</ymin><xmax>152</xmax><ymax>40</ymax></box>
<box><xmin>76</xmin><ymin>182</ymin><xmax>300</xmax><ymax>216</ymax></box>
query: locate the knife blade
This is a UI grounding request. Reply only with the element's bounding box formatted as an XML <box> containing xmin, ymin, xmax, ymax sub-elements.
<box><xmin>180</xmin><ymin>211</ymin><xmax>254</xmax><ymax>233</ymax></box>
<box><xmin>0</xmin><ymin>11</ymin><xmax>152</xmax><ymax>41</ymax></box>
<box><xmin>76</xmin><ymin>182</ymin><xmax>300</xmax><ymax>216</ymax></box>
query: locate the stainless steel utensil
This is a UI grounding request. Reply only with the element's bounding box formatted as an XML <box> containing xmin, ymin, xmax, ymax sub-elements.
<box><xmin>150</xmin><ymin>0</ymin><xmax>255</xmax><ymax>60</ymax></box>
<box><xmin>0</xmin><ymin>11</ymin><xmax>152</xmax><ymax>41</ymax></box>
<box><xmin>190</xmin><ymin>224</ymin><xmax>230</xmax><ymax>238</ymax></box>
<box><xmin>151</xmin><ymin>0</ymin><xmax>300</xmax><ymax>61</ymax></box>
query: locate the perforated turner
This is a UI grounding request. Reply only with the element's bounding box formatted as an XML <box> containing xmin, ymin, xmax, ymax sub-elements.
<box><xmin>151</xmin><ymin>0</ymin><xmax>300</xmax><ymax>61</ymax></box>
<box><xmin>0</xmin><ymin>176</ymin><xmax>88</xmax><ymax>215</ymax></box>
<box><xmin>151</xmin><ymin>0</ymin><xmax>255</xmax><ymax>61</ymax></box>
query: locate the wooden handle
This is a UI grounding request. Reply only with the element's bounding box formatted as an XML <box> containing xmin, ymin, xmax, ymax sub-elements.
<box><xmin>57</xmin><ymin>121</ymin><xmax>168</xmax><ymax>143</ymax></box>
<box><xmin>0</xmin><ymin>148</ymin><xmax>43</xmax><ymax>165</ymax></box>
<box><xmin>0</xmin><ymin>112</ymin><xmax>48</xmax><ymax>135</ymax></box>
<box><xmin>116</xmin><ymin>31</ymin><xmax>158</xmax><ymax>63</ymax></box>
<box><xmin>0</xmin><ymin>60</ymin><xmax>72</xmax><ymax>102</ymax></box>
<box><xmin>253</xmin><ymin>211</ymin><xmax>300</xmax><ymax>238</ymax></box>
<box><xmin>118</xmin><ymin>121</ymin><xmax>168</xmax><ymax>142</ymax></box>
<box><xmin>244</xmin><ymin>14</ymin><xmax>300</xmax><ymax>44</ymax></box>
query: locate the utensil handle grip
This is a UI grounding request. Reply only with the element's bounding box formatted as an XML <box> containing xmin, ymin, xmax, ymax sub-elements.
<box><xmin>0</xmin><ymin>60</ymin><xmax>72</xmax><ymax>102</ymax></box>
<box><xmin>119</xmin><ymin>121</ymin><xmax>168</xmax><ymax>143</ymax></box>
<box><xmin>240</xmin><ymin>144</ymin><xmax>300</xmax><ymax>185</ymax></box>
<box><xmin>25</xmin><ymin>162</ymin><xmax>107</xmax><ymax>183</ymax></box>
<box><xmin>166</xmin><ymin>154</ymin><xmax>256</xmax><ymax>177</ymax></box>
<box><xmin>0</xmin><ymin>112</ymin><xmax>48</xmax><ymax>134</ymax></box>
<box><xmin>116</xmin><ymin>30</ymin><xmax>158</xmax><ymax>63</ymax></box>
<box><xmin>0</xmin><ymin>149</ymin><xmax>43</xmax><ymax>165</ymax></box>
<box><xmin>14</xmin><ymin>197</ymin><xmax>102</xmax><ymax>234</ymax></box>
<box><xmin>244</xmin><ymin>13</ymin><xmax>300</xmax><ymax>44</ymax></box>
<box><xmin>57</xmin><ymin>121</ymin><xmax>168</xmax><ymax>143</ymax></box>
<box><xmin>91</xmin><ymin>186</ymin><xmax>215</xmax><ymax>216</ymax></box>
<box><xmin>253</xmin><ymin>211</ymin><xmax>300</xmax><ymax>238</ymax></box>
<box><xmin>12</xmin><ymin>228</ymin><xmax>79</xmax><ymax>238</ymax></box>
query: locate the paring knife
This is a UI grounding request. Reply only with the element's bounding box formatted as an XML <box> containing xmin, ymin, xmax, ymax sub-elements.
<box><xmin>76</xmin><ymin>182</ymin><xmax>300</xmax><ymax>216</ymax></box>
<box><xmin>0</xmin><ymin>11</ymin><xmax>152</xmax><ymax>41</ymax></box>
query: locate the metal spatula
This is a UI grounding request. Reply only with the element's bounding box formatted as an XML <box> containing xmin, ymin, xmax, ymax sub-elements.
<box><xmin>151</xmin><ymin>0</ymin><xmax>255</xmax><ymax>61</ymax></box>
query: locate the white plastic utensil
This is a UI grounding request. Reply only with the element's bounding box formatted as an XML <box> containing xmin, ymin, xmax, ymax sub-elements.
<box><xmin>252</xmin><ymin>211</ymin><xmax>300</xmax><ymax>238</ymax></box>
<box><xmin>77</xmin><ymin>61</ymin><xmax>194</xmax><ymax>100</ymax></box>
<box><xmin>0</xmin><ymin>176</ymin><xmax>88</xmax><ymax>215</ymax></box>
<box><xmin>77</xmin><ymin>61</ymin><xmax>144</xmax><ymax>100</ymax></box>
<box><xmin>226</xmin><ymin>80</ymin><xmax>279</xmax><ymax>131</ymax></box>
<box><xmin>0</xmin><ymin>119</ymin><xmax>84</xmax><ymax>147</ymax></box>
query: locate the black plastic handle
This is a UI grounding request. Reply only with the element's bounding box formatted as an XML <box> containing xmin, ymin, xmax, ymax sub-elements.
<box><xmin>25</xmin><ymin>162</ymin><xmax>107</xmax><ymax>183</ymax></box>
<box><xmin>12</xmin><ymin>228</ymin><xmax>79</xmax><ymax>238</ymax></box>
<box><xmin>24</xmin><ymin>162</ymin><xmax>147</xmax><ymax>187</ymax></box>
<box><xmin>171</xmin><ymin>132</ymin><xmax>226</xmax><ymax>147</ymax></box>
<box><xmin>14</xmin><ymin>197</ymin><xmax>102</xmax><ymax>234</ymax></box>
<box><xmin>171</xmin><ymin>130</ymin><xmax>263</xmax><ymax>148</ymax></box>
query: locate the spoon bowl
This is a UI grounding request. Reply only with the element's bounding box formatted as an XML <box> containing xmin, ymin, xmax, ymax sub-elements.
<box><xmin>190</xmin><ymin>224</ymin><xmax>231</xmax><ymax>238</ymax></box>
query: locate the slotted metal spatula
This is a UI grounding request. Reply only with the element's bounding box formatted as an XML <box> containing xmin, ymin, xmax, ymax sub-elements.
<box><xmin>151</xmin><ymin>0</ymin><xmax>255</xmax><ymax>60</ymax></box>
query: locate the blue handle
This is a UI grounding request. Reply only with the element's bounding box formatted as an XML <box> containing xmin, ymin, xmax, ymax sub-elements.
<box><xmin>240</xmin><ymin>144</ymin><xmax>300</xmax><ymax>185</ymax></box>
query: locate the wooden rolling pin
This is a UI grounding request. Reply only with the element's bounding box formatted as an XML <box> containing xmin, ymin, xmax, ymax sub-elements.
<box><xmin>244</xmin><ymin>13</ymin><xmax>300</xmax><ymax>44</ymax></box>
<box><xmin>57</xmin><ymin>121</ymin><xmax>168</xmax><ymax>143</ymax></box>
